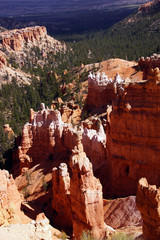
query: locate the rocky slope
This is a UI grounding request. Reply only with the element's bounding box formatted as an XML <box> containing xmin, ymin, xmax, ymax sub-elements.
<box><xmin>0</xmin><ymin>26</ymin><xmax>66</xmax><ymax>85</ymax></box>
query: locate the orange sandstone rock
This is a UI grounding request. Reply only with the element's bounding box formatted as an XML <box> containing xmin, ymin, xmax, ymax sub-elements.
<box><xmin>0</xmin><ymin>26</ymin><xmax>46</xmax><ymax>51</ymax></box>
<box><xmin>106</xmin><ymin>76</ymin><xmax>160</xmax><ymax>197</ymax></box>
<box><xmin>70</xmin><ymin>141</ymin><xmax>105</xmax><ymax>240</ymax></box>
<box><xmin>0</xmin><ymin>170</ymin><xmax>22</xmax><ymax>226</ymax></box>
<box><xmin>52</xmin><ymin>137</ymin><xmax>106</xmax><ymax>239</ymax></box>
<box><xmin>136</xmin><ymin>178</ymin><xmax>160</xmax><ymax>240</ymax></box>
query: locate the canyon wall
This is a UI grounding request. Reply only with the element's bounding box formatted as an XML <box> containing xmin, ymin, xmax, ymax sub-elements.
<box><xmin>106</xmin><ymin>77</ymin><xmax>160</xmax><ymax>196</ymax></box>
<box><xmin>136</xmin><ymin>178</ymin><xmax>160</xmax><ymax>240</ymax></box>
<box><xmin>86</xmin><ymin>59</ymin><xmax>160</xmax><ymax>197</ymax></box>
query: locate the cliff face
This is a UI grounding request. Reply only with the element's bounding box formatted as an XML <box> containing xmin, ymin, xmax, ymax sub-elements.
<box><xmin>85</xmin><ymin>55</ymin><xmax>160</xmax><ymax>198</ymax></box>
<box><xmin>85</xmin><ymin>58</ymin><xmax>140</xmax><ymax>111</ymax></box>
<box><xmin>106</xmin><ymin>77</ymin><xmax>160</xmax><ymax>196</ymax></box>
<box><xmin>136</xmin><ymin>178</ymin><xmax>160</xmax><ymax>240</ymax></box>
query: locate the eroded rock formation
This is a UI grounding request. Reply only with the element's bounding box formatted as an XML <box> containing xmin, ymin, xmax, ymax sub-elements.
<box><xmin>0</xmin><ymin>54</ymin><xmax>7</xmax><ymax>69</ymax></box>
<box><xmin>86</xmin><ymin>72</ymin><xmax>124</xmax><ymax>110</ymax></box>
<box><xmin>52</xmin><ymin>135</ymin><xmax>106</xmax><ymax>239</ymax></box>
<box><xmin>84</xmin><ymin>55</ymin><xmax>160</xmax><ymax>197</ymax></box>
<box><xmin>14</xmin><ymin>103</ymin><xmax>106</xmax><ymax>179</ymax></box>
<box><xmin>136</xmin><ymin>178</ymin><xmax>160</xmax><ymax>240</ymax></box>
<box><xmin>138</xmin><ymin>54</ymin><xmax>160</xmax><ymax>80</ymax></box>
<box><xmin>70</xmin><ymin>140</ymin><xmax>105</xmax><ymax>240</ymax></box>
<box><xmin>0</xmin><ymin>26</ymin><xmax>64</xmax><ymax>53</ymax></box>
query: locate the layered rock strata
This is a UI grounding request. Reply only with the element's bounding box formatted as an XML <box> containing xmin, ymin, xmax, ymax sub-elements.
<box><xmin>104</xmin><ymin>196</ymin><xmax>142</xmax><ymax>229</ymax></box>
<box><xmin>106</xmin><ymin>76</ymin><xmax>160</xmax><ymax>196</ymax></box>
<box><xmin>136</xmin><ymin>178</ymin><xmax>160</xmax><ymax>240</ymax></box>
<box><xmin>86</xmin><ymin>72</ymin><xmax>125</xmax><ymax>110</ymax></box>
<box><xmin>52</xmin><ymin>136</ymin><xmax>106</xmax><ymax>239</ymax></box>
<box><xmin>0</xmin><ymin>26</ymin><xmax>64</xmax><ymax>53</ymax></box>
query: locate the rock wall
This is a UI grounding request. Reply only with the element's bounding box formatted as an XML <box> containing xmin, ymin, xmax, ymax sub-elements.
<box><xmin>52</xmin><ymin>136</ymin><xmax>105</xmax><ymax>239</ymax></box>
<box><xmin>136</xmin><ymin>178</ymin><xmax>160</xmax><ymax>240</ymax></box>
<box><xmin>106</xmin><ymin>77</ymin><xmax>160</xmax><ymax>197</ymax></box>
<box><xmin>86</xmin><ymin>72</ymin><xmax>125</xmax><ymax>110</ymax></box>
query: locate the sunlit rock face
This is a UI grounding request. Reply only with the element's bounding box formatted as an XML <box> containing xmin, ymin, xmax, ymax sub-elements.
<box><xmin>86</xmin><ymin>72</ymin><xmax>125</xmax><ymax>109</ymax></box>
<box><xmin>14</xmin><ymin>103</ymin><xmax>107</xmax><ymax>178</ymax></box>
<box><xmin>0</xmin><ymin>26</ymin><xmax>64</xmax><ymax>53</ymax></box>
<box><xmin>136</xmin><ymin>178</ymin><xmax>160</xmax><ymax>240</ymax></box>
<box><xmin>0</xmin><ymin>170</ymin><xmax>22</xmax><ymax>226</ymax></box>
<box><xmin>138</xmin><ymin>54</ymin><xmax>160</xmax><ymax>81</ymax></box>
<box><xmin>52</xmin><ymin>137</ymin><xmax>106</xmax><ymax>240</ymax></box>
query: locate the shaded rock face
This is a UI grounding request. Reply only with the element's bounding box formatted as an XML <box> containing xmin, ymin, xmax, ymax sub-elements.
<box><xmin>86</xmin><ymin>72</ymin><xmax>124</xmax><ymax>110</ymax></box>
<box><xmin>106</xmin><ymin>78</ymin><xmax>160</xmax><ymax>197</ymax></box>
<box><xmin>136</xmin><ymin>178</ymin><xmax>160</xmax><ymax>240</ymax></box>
<box><xmin>52</xmin><ymin>138</ymin><xmax>105</xmax><ymax>240</ymax></box>
<box><xmin>52</xmin><ymin>163</ymin><xmax>72</xmax><ymax>231</ymax></box>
